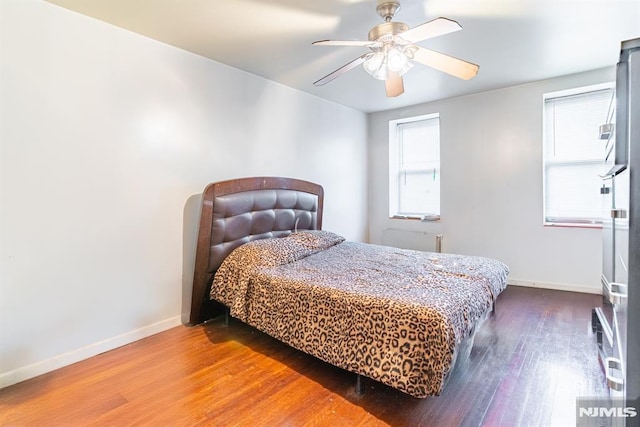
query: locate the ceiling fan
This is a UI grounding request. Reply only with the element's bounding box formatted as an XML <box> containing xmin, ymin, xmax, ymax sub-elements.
<box><xmin>312</xmin><ymin>0</ymin><xmax>479</xmax><ymax>97</ymax></box>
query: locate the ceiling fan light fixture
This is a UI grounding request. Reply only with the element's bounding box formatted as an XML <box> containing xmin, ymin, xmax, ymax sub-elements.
<box><xmin>363</xmin><ymin>46</ymin><xmax>412</xmax><ymax>80</ymax></box>
<box><xmin>387</xmin><ymin>47</ymin><xmax>412</xmax><ymax>74</ymax></box>
<box><xmin>363</xmin><ymin>51</ymin><xmax>387</xmax><ymax>80</ymax></box>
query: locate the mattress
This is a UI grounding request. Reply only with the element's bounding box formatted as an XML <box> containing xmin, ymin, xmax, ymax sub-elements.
<box><xmin>211</xmin><ymin>230</ymin><xmax>509</xmax><ymax>398</ymax></box>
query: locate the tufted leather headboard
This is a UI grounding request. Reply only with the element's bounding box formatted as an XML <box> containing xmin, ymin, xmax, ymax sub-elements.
<box><xmin>189</xmin><ymin>177</ymin><xmax>324</xmax><ymax>325</ymax></box>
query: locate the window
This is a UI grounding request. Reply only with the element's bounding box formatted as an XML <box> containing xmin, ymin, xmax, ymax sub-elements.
<box><xmin>543</xmin><ymin>83</ymin><xmax>615</xmax><ymax>226</ymax></box>
<box><xmin>389</xmin><ymin>114</ymin><xmax>440</xmax><ymax>219</ymax></box>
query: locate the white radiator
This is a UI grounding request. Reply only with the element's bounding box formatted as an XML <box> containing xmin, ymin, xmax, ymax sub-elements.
<box><xmin>381</xmin><ymin>229</ymin><xmax>442</xmax><ymax>253</ymax></box>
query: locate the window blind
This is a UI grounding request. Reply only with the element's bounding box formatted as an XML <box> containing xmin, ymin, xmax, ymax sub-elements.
<box><xmin>394</xmin><ymin>117</ymin><xmax>440</xmax><ymax>216</ymax></box>
<box><xmin>543</xmin><ymin>86</ymin><xmax>614</xmax><ymax>224</ymax></box>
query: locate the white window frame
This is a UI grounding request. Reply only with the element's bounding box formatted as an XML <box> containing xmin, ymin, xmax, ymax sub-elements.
<box><xmin>389</xmin><ymin>113</ymin><xmax>441</xmax><ymax>220</ymax></box>
<box><xmin>542</xmin><ymin>82</ymin><xmax>615</xmax><ymax>227</ymax></box>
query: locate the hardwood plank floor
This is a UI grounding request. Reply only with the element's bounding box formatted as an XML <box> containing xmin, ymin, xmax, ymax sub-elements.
<box><xmin>0</xmin><ymin>286</ymin><xmax>608</xmax><ymax>426</ymax></box>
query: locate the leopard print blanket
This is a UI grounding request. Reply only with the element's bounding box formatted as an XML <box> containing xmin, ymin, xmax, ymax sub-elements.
<box><xmin>211</xmin><ymin>231</ymin><xmax>509</xmax><ymax>398</ymax></box>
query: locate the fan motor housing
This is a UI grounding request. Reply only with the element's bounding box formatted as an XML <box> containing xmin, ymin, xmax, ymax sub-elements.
<box><xmin>368</xmin><ymin>22</ymin><xmax>409</xmax><ymax>42</ymax></box>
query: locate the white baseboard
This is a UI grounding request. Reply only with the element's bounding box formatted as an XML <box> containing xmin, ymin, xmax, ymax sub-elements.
<box><xmin>0</xmin><ymin>315</ymin><xmax>183</xmax><ymax>389</ymax></box>
<box><xmin>508</xmin><ymin>278</ymin><xmax>602</xmax><ymax>295</ymax></box>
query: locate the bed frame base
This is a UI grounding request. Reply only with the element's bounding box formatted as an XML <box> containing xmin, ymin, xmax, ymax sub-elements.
<box><xmin>224</xmin><ymin>307</ymin><xmax>230</xmax><ymax>327</ymax></box>
<box><xmin>355</xmin><ymin>374</ymin><xmax>364</xmax><ymax>396</ymax></box>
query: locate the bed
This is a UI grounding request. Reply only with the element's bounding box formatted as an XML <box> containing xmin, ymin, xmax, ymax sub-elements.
<box><xmin>189</xmin><ymin>177</ymin><xmax>509</xmax><ymax>398</ymax></box>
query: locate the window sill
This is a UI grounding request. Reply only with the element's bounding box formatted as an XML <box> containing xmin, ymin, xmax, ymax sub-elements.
<box><xmin>544</xmin><ymin>222</ymin><xmax>602</xmax><ymax>229</ymax></box>
<box><xmin>391</xmin><ymin>215</ymin><xmax>441</xmax><ymax>222</ymax></box>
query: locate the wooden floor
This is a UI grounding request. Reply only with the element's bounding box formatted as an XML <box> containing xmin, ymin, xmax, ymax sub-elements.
<box><xmin>0</xmin><ymin>286</ymin><xmax>608</xmax><ymax>426</ymax></box>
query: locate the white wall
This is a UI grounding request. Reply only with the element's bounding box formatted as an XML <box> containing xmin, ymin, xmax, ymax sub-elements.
<box><xmin>368</xmin><ymin>68</ymin><xmax>615</xmax><ymax>293</ymax></box>
<box><xmin>0</xmin><ymin>0</ymin><xmax>368</xmax><ymax>387</ymax></box>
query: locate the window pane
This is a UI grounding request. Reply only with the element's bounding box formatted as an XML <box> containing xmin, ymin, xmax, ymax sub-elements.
<box><xmin>398</xmin><ymin>170</ymin><xmax>440</xmax><ymax>215</ymax></box>
<box><xmin>544</xmin><ymin>162</ymin><xmax>605</xmax><ymax>222</ymax></box>
<box><xmin>544</xmin><ymin>90</ymin><xmax>614</xmax><ymax>162</ymax></box>
<box><xmin>400</xmin><ymin>122</ymin><xmax>439</xmax><ymax>171</ymax></box>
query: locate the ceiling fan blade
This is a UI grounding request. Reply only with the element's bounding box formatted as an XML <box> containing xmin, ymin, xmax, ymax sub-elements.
<box><xmin>385</xmin><ymin>72</ymin><xmax>404</xmax><ymax>97</ymax></box>
<box><xmin>411</xmin><ymin>46</ymin><xmax>479</xmax><ymax>80</ymax></box>
<box><xmin>313</xmin><ymin>54</ymin><xmax>370</xmax><ymax>86</ymax></box>
<box><xmin>398</xmin><ymin>17</ymin><xmax>462</xmax><ymax>44</ymax></box>
<box><xmin>312</xmin><ymin>40</ymin><xmax>381</xmax><ymax>48</ymax></box>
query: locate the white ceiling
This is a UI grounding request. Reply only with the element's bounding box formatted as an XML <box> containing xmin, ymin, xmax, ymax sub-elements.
<box><xmin>45</xmin><ymin>0</ymin><xmax>639</xmax><ymax>113</ymax></box>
